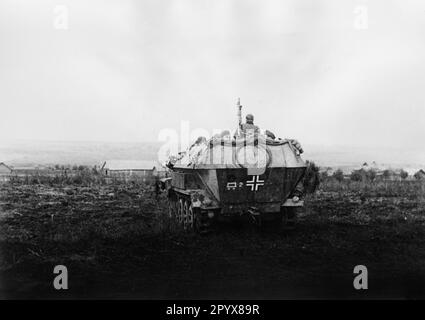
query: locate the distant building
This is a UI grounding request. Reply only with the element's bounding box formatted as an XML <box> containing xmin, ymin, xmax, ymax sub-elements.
<box><xmin>103</xmin><ymin>160</ymin><xmax>167</xmax><ymax>181</ymax></box>
<box><xmin>0</xmin><ymin>162</ymin><xmax>13</xmax><ymax>175</ymax></box>
<box><xmin>0</xmin><ymin>162</ymin><xmax>13</xmax><ymax>181</ymax></box>
<box><xmin>11</xmin><ymin>165</ymin><xmax>50</xmax><ymax>176</ymax></box>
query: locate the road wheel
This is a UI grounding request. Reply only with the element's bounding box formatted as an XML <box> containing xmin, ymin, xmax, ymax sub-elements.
<box><xmin>182</xmin><ymin>201</ymin><xmax>195</xmax><ymax>231</ymax></box>
<box><xmin>177</xmin><ymin>199</ymin><xmax>184</xmax><ymax>224</ymax></box>
<box><xmin>183</xmin><ymin>200</ymin><xmax>190</xmax><ymax>230</ymax></box>
<box><xmin>187</xmin><ymin>202</ymin><xmax>194</xmax><ymax>230</ymax></box>
<box><xmin>174</xmin><ymin>199</ymin><xmax>180</xmax><ymax>222</ymax></box>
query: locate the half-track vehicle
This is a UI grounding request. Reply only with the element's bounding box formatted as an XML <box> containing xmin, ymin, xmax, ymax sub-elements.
<box><xmin>163</xmin><ymin>100</ymin><xmax>306</xmax><ymax>233</ymax></box>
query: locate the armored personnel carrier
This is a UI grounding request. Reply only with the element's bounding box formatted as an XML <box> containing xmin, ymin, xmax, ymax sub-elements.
<box><xmin>164</xmin><ymin>100</ymin><xmax>307</xmax><ymax>233</ymax></box>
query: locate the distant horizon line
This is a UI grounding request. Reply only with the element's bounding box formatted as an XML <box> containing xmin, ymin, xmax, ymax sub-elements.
<box><xmin>0</xmin><ymin>138</ymin><xmax>413</xmax><ymax>150</ymax></box>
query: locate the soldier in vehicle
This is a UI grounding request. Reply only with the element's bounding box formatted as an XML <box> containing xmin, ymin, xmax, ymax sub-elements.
<box><xmin>237</xmin><ymin>114</ymin><xmax>260</xmax><ymax>138</ymax></box>
<box><xmin>265</xmin><ymin>130</ymin><xmax>276</xmax><ymax>140</ymax></box>
<box><xmin>212</xmin><ymin>130</ymin><xmax>231</xmax><ymax>141</ymax></box>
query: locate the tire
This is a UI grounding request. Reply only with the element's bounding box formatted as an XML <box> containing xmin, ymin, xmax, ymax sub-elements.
<box><xmin>183</xmin><ymin>200</ymin><xmax>193</xmax><ymax>230</ymax></box>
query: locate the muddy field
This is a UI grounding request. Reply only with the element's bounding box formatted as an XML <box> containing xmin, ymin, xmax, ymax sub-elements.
<box><xmin>1</xmin><ymin>178</ymin><xmax>425</xmax><ymax>299</ymax></box>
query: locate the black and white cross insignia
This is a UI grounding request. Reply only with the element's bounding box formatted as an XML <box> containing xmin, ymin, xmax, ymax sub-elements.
<box><xmin>246</xmin><ymin>175</ymin><xmax>264</xmax><ymax>191</ymax></box>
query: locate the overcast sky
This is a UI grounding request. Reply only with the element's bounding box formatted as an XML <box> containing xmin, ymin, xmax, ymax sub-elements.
<box><xmin>1</xmin><ymin>0</ymin><xmax>424</xmax><ymax>148</ymax></box>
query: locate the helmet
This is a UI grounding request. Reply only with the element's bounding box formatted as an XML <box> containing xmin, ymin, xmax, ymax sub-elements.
<box><xmin>246</xmin><ymin>114</ymin><xmax>254</xmax><ymax>122</ymax></box>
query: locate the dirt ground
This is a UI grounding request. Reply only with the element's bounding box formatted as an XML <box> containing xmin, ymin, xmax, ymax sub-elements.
<box><xmin>1</xmin><ymin>181</ymin><xmax>425</xmax><ymax>299</ymax></box>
